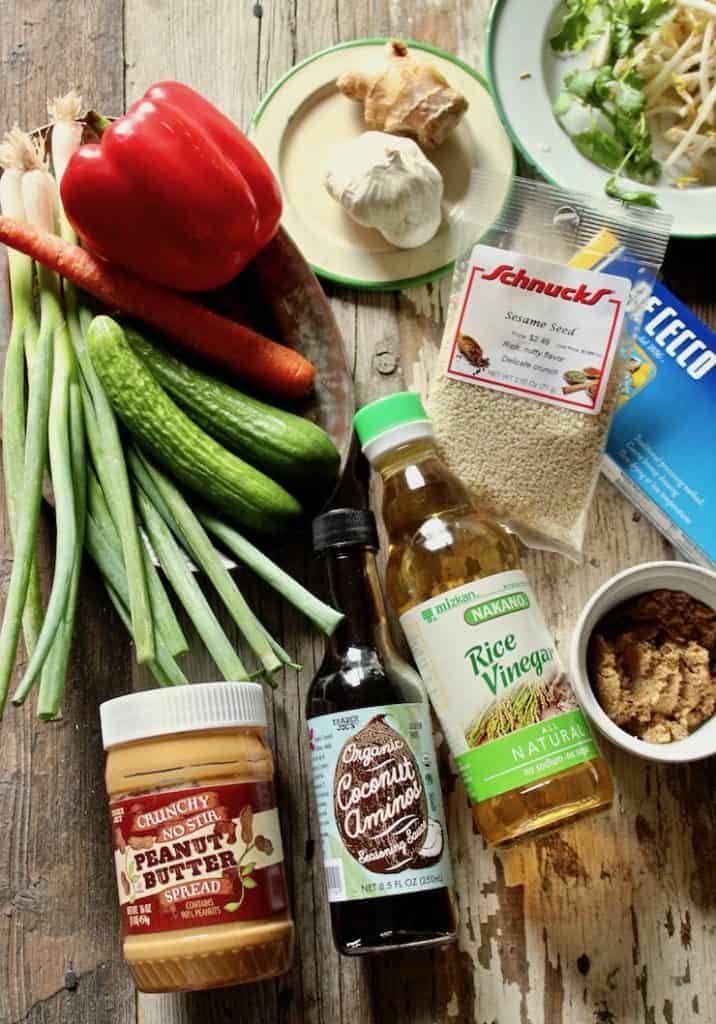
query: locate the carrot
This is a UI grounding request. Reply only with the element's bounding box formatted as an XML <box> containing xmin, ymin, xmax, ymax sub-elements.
<box><xmin>0</xmin><ymin>215</ymin><xmax>315</xmax><ymax>400</ymax></box>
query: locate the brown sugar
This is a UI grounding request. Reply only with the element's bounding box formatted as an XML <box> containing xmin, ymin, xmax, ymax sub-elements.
<box><xmin>588</xmin><ymin>589</ymin><xmax>716</xmax><ymax>743</ymax></box>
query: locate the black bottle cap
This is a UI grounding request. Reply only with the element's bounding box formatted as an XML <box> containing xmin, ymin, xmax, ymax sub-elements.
<box><xmin>312</xmin><ymin>508</ymin><xmax>379</xmax><ymax>556</ymax></box>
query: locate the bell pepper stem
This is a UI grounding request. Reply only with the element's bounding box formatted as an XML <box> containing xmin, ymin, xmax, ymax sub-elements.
<box><xmin>85</xmin><ymin>110</ymin><xmax>111</xmax><ymax>138</ymax></box>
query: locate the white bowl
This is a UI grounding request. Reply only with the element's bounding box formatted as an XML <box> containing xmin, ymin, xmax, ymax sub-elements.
<box><xmin>570</xmin><ymin>561</ymin><xmax>716</xmax><ymax>764</ymax></box>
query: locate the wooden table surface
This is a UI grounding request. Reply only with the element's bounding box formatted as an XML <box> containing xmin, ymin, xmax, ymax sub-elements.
<box><xmin>1</xmin><ymin>1</ymin><xmax>715</xmax><ymax>1022</ymax></box>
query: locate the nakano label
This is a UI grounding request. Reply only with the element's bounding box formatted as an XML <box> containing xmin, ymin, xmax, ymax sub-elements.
<box><xmin>463</xmin><ymin>591</ymin><xmax>530</xmax><ymax>626</ymax></box>
<box><xmin>400</xmin><ymin>570</ymin><xmax>601</xmax><ymax>804</ymax></box>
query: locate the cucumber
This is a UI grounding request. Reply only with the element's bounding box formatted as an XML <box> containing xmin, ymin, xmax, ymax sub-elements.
<box><xmin>88</xmin><ymin>317</ymin><xmax>302</xmax><ymax>536</ymax></box>
<box><xmin>125</xmin><ymin>328</ymin><xmax>340</xmax><ymax>488</ymax></box>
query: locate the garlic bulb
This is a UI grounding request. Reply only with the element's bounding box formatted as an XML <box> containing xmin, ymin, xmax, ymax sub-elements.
<box><xmin>323</xmin><ymin>131</ymin><xmax>443</xmax><ymax>249</ymax></box>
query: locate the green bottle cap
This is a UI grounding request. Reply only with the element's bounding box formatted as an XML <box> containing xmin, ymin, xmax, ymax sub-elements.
<box><xmin>353</xmin><ymin>392</ymin><xmax>429</xmax><ymax>446</ymax></box>
<box><xmin>353</xmin><ymin>392</ymin><xmax>434</xmax><ymax>463</ymax></box>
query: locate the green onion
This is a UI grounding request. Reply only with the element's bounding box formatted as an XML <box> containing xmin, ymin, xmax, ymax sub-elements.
<box><xmin>0</xmin><ymin>142</ymin><xmax>44</xmax><ymax>659</ymax></box>
<box><xmin>84</xmin><ymin>509</ymin><xmax>188</xmax><ymax>688</ymax></box>
<box><xmin>12</xmin><ymin>164</ymin><xmax>79</xmax><ymax>702</ymax></box>
<box><xmin>129</xmin><ymin>448</ymin><xmax>281</xmax><ymax>680</ymax></box>
<box><xmin>199</xmin><ymin>512</ymin><xmax>343</xmax><ymax>636</ymax></box>
<box><xmin>47</xmin><ymin>95</ymin><xmax>154</xmax><ymax>666</ymax></box>
<box><xmin>105</xmin><ymin>585</ymin><xmax>185</xmax><ymax>688</ymax></box>
<box><xmin>258</xmin><ymin>623</ymin><xmax>301</xmax><ymax>671</ymax></box>
<box><xmin>47</xmin><ymin>92</ymin><xmax>84</xmax><ymax>186</ymax></box>
<box><xmin>86</xmin><ymin>467</ymin><xmax>186</xmax><ymax>659</ymax></box>
<box><xmin>31</xmin><ymin>101</ymin><xmax>92</xmax><ymax>716</ymax></box>
<box><xmin>138</xmin><ymin>543</ymin><xmax>187</xmax><ymax>657</ymax></box>
<box><xmin>134</xmin><ymin>486</ymin><xmax>248</xmax><ymax>682</ymax></box>
<box><xmin>36</xmin><ymin>376</ymin><xmax>86</xmax><ymax>718</ymax></box>
<box><xmin>72</xmin><ymin>317</ymin><xmax>154</xmax><ymax>664</ymax></box>
<box><xmin>0</xmin><ymin>141</ymin><xmax>56</xmax><ymax>714</ymax></box>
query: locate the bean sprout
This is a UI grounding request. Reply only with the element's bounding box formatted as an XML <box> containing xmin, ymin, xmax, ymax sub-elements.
<box><xmin>634</xmin><ymin>2</ymin><xmax>716</xmax><ymax>182</ymax></box>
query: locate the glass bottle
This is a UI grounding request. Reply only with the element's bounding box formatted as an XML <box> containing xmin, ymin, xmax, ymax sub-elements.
<box><xmin>354</xmin><ymin>393</ymin><xmax>614</xmax><ymax>848</ymax></box>
<box><xmin>306</xmin><ymin>508</ymin><xmax>458</xmax><ymax>955</ymax></box>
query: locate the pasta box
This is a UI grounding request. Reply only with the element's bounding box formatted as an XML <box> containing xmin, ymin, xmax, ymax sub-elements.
<box><xmin>597</xmin><ymin>254</ymin><xmax>716</xmax><ymax>568</ymax></box>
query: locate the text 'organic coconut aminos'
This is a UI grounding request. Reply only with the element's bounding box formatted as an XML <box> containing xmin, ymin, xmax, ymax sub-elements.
<box><xmin>306</xmin><ymin>508</ymin><xmax>458</xmax><ymax>955</ymax></box>
<box><xmin>354</xmin><ymin>393</ymin><xmax>614</xmax><ymax>847</ymax></box>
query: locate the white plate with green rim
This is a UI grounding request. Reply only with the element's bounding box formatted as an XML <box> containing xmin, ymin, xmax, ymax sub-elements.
<box><xmin>487</xmin><ymin>0</ymin><xmax>716</xmax><ymax>239</ymax></box>
<box><xmin>250</xmin><ymin>38</ymin><xmax>516</xmax><ymax>291</ymax></box>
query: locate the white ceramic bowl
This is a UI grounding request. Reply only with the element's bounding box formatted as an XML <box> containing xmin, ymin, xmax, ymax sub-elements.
<box><xmin>570</xmin><ymin>561</ymin><xmax>716</xmax><ymax>764</ymax></box>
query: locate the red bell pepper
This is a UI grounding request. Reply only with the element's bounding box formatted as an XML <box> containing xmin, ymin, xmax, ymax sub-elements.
<box><xmin>60</xmin><ymin>82</ymin><xmax>282</xmax><ymax>292</ymax></box>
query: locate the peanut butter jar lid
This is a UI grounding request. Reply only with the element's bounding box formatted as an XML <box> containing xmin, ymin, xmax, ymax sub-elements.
<box><xmin>100</xmin><ymin>682</ymin><xmax>267</xmax><ymax>750</ymax></box>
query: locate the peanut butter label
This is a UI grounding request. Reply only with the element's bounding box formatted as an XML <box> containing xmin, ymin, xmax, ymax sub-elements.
<box><xmin>110</xmin><ymin>780</ymin><xmax>289</xmax><ymax>934</ymax></box>
<box><xmin>308</xmin><ymin>703</ymin><xmax>452</xmax><ymax>903</ymax></box>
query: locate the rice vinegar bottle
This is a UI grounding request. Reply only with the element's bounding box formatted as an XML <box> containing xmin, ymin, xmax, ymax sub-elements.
<box><xmin>354</xmin><ymin>393</ymin><xmax>613</xmax><ymax>847</ymax></box>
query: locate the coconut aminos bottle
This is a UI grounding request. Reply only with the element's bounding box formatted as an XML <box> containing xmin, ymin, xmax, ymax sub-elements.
<box><xmin>353</xmin><ymin>393</ymin><xmax>614</xmax><ymax>847</ymax></box>
<box><xmin>306</xmin><ymin>508</ymin><xmax>457</xmax><ymax>955</ymax></box>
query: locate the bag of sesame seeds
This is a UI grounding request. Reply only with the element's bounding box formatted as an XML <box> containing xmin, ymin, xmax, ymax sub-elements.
<box><xmin>427</xmin><ymin>173</ymin><xmax>671</xmax><ymax>560</ymax></box>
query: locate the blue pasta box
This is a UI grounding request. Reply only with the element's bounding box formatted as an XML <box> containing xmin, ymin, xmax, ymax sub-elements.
<box><xmin>594</xmin><ymin>241</ymin><xmax>716</xmax><ymax>568</ymax></box>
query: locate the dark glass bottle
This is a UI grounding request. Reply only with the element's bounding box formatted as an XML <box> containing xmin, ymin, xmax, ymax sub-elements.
<box><xmin>306</xmin><ymin>508</ymin><xmax>457</xmax><ymax>956</ymax></box>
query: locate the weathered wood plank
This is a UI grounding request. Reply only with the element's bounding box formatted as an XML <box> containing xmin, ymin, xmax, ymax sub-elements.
<box><xmin>2</xmin><ymin>0</ymin><xmax>714</xmax><ymax>1022</ymax></box>
<box><xmin>0</xmin><ymin>3</ymin><xmax>134</xmax><ymax>1023</ymax></box>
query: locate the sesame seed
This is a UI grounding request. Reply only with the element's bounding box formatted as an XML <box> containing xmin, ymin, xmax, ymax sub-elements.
<box><xmin>428</xmin><ymin>268</ymin><xmax>623</xmax><ymax>558</ymax></box>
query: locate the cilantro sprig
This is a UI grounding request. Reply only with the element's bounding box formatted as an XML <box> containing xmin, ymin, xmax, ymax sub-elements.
<box><xmin>550</xmin><ymin>0</ymin><xmax>676</xmax><ymax>205</ymax></box>
<box><xmin>551</xmin><ymin>0</ymin><xmax>675</xmax><ymax>61</ymax></box>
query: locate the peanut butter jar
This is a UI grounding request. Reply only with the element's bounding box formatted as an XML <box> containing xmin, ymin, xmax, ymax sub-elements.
<box><xmin>100</xmin><ymin>682</ymin><xmax>294</xmax><ymax>993</ymax></box>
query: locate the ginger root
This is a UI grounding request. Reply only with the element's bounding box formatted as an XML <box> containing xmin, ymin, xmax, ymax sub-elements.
<box><xmin>336</xmin><ymin>40</ymin><xmax>468</xmax><ymax>149</ymax></box>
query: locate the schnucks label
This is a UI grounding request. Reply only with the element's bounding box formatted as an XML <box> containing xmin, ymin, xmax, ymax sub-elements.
<box><xmin>445</xmin><ymin>243</ymin><xmax>630</xmax><ymax>415</ymax></box>
<box><xmin>307</xmin><ymin>703</ymin><xmax>453</xmax><ymax>903</ymax></box>
<box><xmin>400</xmin><ymin>570</ymin><xmax>599</xmax><ymax>805</ymax></box>
<box><xmin>110</xmin><ymin>780</ymin><xmax>289</xmax><ymax>934</ymax></box>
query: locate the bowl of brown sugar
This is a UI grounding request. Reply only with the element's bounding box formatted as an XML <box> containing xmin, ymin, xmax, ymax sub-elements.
<box><xmin>570</xmin><ymin>562</ymin><xmax>716</xmax><ymax>763</ymax></box>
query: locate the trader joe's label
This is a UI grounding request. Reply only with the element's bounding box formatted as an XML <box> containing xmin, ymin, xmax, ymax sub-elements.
<box><xmin>400</xmin><ymin>571</ymin><xmax>599</xmax><ymax>804</ymax></box>
<box><xmin>308</xmin><ymin>704</ymin><xmax>452</xmax><ymax>902</ymax></box>
<box><xmin>109</xmin><ymin>781</ymin><xmax>288</xmax><ymax>934</ymax></box>
<box><xmin>445</xmin><ymin>244</ymin><xmax>630</xmax><ymax>415</ymax></box>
